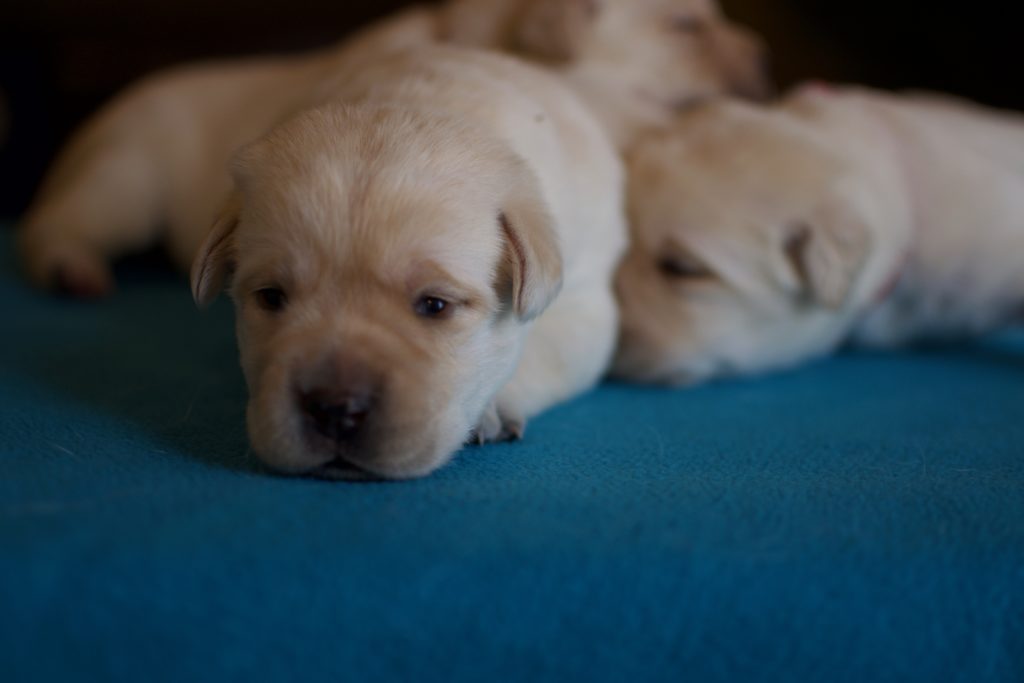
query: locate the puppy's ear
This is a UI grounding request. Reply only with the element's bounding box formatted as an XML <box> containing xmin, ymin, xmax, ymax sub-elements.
<box><xmin>783</xmin><ymin>206</ymin><xmax>871</xmax><ymax>310</ymax></box>
<box><xmin>716</xmin><ymin>25</ymin><xmax>774</xmax><ymax>101</ymax></box>
<box><xmin>515</xmin><ymin>0</ymin><xmax>601</xmax><ymax>62</ymax></box>
<box><xmin>191</xmin><ymin>193</ymin><xmax>242</xmax><ymax>309</ymax></box>
<box><xmin>498</xmin><ymin>167</ymin><xmax>563</xmax><ymax>322</ymax></box>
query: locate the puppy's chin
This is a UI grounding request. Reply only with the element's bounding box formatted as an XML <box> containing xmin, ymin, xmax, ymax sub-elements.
<box><xmin>305</xmin><ymin>441</ymin><xmax>463</xmax><ymax>482</ymax></box>
<box><xmin>611</xmin><ymin>354</ymin><xmax>709</xmax><ymax>388</ymax></box>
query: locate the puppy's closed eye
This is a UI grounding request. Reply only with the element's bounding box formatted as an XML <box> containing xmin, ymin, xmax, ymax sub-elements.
<box><xmin>669</xmin><ymin>15</ymin><xmax>705</xmax><ymax>35</ymax></box>
<box><xmin>658</xmin><ymin>253</ymin><xmax>714</xmax><ymax>280</ymax></box>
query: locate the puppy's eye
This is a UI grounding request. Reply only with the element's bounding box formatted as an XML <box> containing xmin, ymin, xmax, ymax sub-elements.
<box><xmin>255</xmin><ymin>287</ymin><xmax>287</xmax><ymax>312</ymax></box>
<box><xmin>671</xmin><ymin>15</ymin><xmax>704</xmax><ymax>34</ymax></box>
<box><xmin>415</xmin><ymin>296</ymin><xmax>452</xmax><ymax>319</ymax></box>
<box><xmin>658</xmin><ymin>255</ymin><xmax>713</xmax><ymax>280</ymax></box>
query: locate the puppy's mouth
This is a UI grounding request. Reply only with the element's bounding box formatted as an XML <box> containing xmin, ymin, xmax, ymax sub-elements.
<box><xmin>309</xmin><ymin>456</ymin><xmax>381</xmax><ymax>482</ymax></box>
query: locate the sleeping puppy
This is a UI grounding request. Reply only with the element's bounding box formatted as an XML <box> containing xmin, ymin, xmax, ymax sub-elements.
<box><xmin>441</xmin><ymin>0</ymin><xmax>771</xmax><ymax>149</ymax></box>
<box><xmin>190</xmin><ymin>46</ymin><xmax>626</xmax><ymax>479</ymax></box>
<box><xmin>614</xmin><ymin>86</ymin><xmax>1024</xmax><ymax>385</ymax></box>
<box><xmin>18</xmin><ymin>0</ymin><xmax>766</xmax><ymax>298</ymax></box>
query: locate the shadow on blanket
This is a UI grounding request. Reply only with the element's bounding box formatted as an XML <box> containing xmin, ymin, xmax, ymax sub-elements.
<box><xmin>5</xmin><ymin>246</ymin><xmax>257</xmax><ymax>474</ymax></box>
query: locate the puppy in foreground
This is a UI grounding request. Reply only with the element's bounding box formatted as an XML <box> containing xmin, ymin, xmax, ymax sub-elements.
<box><xmin>18</xmin><ymin>0</ymin><xmax>766</xmax><ymax>297</ymax></box>
<box><xmin>615</xmin><ymin>86</ymin><xmax>1024</xmax><ymax>385</ymax></box>
<box><xmin>191</xmin><ymin>46</ymin><xmax>626</xmax><ymax>479</ymax></box>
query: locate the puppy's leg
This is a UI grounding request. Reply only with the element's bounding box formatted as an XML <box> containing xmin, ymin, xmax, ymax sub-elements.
<box><xmin>478</xmin><ymin>283</ymin><xmax>619</xmax><ymax>441</ymax></box>
<box><xmin>18</xmin><ymin>101</ymin><xmax>166</xmax><ymax>297</ymax></box>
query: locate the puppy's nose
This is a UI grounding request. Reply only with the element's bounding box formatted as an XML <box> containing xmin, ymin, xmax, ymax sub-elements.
<box><xmin>299</xmin><ymin>388</ymin><xmax>374</xmax><ymax>443</ymax></box>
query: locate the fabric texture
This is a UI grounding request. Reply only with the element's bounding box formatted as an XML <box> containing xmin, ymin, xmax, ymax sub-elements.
<box><xmin>1</xmin><ymin>228</ymin><xmax>1022</xmax><ymax>682</ymax></box>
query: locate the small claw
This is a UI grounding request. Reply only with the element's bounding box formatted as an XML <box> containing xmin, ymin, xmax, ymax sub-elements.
<box><xmin>499</xmin><ymin>420</ymin><xmax>525</xmax><ymax>442</ymax></box>
<box><xmin>470</xmin><ymin>401</ymin><xmax>527</xmax><ymax>445</ymax></box>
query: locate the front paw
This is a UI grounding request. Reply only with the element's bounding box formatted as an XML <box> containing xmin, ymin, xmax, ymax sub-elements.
<box><xmin>19</xmin><ymin>235</ymin><xmax>114</xmax><ymax>299</ymax></box>
<box><xmin>468</xmin><ymin>402</ymin><xmax>526</xmax><ymax>445</ymax></box>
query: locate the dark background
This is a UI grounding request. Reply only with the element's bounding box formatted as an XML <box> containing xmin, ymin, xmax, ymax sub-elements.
<box><xmin>1</xmin><ymin>0</ymin><xmax>1019</xmax><ymax>219</ymax></box>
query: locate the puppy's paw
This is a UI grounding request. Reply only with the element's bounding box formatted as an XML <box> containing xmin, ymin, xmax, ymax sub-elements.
<box><xmin>468</xmin><ymin>402</ymin><xmax>526</xmax><ymax>445</ymax></box>
<box><xmin>20</xmin><ymin>237</ymin><xmax>114</xmax><ymax>299</ymax></box>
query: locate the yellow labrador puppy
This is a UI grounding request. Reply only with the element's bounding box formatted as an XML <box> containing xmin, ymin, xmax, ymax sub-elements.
<box><xmin>615</xmin><ymin>86</ymin><xmax>1024</xmax><ymax>385</ymax></box>
<box><xmin>441</xmin><ymin>0</ymin><xmax>770</xmax><ymax>148</ymax></box>
<box><xmin>190</xmin><ymin>46</ymin><xmax>626</xmax><ymax>479</ymax></box>
<box><xmin>18</xmin><ymin>0</ymin><xmax>766</xmax><ymax>297</ymax></box>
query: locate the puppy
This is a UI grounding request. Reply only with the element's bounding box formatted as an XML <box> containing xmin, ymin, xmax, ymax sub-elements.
<box><xmin>441</xmin><ymin>0</ymin><xmax>771</xmax><ymax>149</ymax></box>
<box><xmin>18</xmin><ymin>7</ymin><xmax>437</xmax><ymax>297</ymax></box>
<box><xmin>18</xmin><ymin>0</ymin><xmax>766</xmax><ymax>297</ymax></box>
<box><xmin>614</xmin><ymin>86</ymin><xmax>1024</xmax><ymax>385</ymax></box>
<box><xmin>190</xmin><ymin>46</ymin><xmax>626</xmax><ymax>479</ymax></box>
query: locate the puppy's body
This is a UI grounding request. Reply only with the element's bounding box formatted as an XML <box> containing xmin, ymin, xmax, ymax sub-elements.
<box><xmin>616</xmin><ymin>87</ymin><xmax>1024</xmax><ymax>384</ymax></box>
<box><xmin>821</xmin><ymin>89</ymin><xmax>1024</xmax><ymax>346</ymax></box>
<box><xmin>192</xmin><ymin>46</ymin><xmax>625</xmax><ymax>478</ymax></box>
<box><xmin>19</xmin><ymin>0</ymin><xmax>766</xmax><ymax>296</ymax></box>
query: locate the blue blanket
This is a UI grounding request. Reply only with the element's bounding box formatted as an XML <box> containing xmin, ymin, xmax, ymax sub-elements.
<box><xmin>2</xmin><ymin>228</ymin><xmax>1022</xmax><ymax>682</ymax></box>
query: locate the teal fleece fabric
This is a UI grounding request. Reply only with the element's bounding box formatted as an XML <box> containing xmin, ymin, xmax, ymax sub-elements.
<box><xmin>1</xmin><ymin>229</ymin><xmax>1022</xmax><ymax>682</ymax></box>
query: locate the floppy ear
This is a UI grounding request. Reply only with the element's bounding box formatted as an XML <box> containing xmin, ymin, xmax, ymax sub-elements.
<box><xmin>515</xmin><ymin>0</ymin><xmax>600</xmax><ymax>63</ymax></box>
<box><xmin>190</xmin><ymin>193</ymin><xmax>242</xmax><ymax>309</ymax></box>
<box><xmin>783</xmin><ymin>205</ymin><xmax>872</xmax><ymax>310</ymax></box>
<box><xmin>498</xmin><ymin>166</ymin><xmax>563</xmax><ymax>322</ymax></box>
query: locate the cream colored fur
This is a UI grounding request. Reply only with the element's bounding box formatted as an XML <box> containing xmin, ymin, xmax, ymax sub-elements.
<box><xmin>615</xmin><ymin>87</ymin><xmax>1024</xmax><ymax>385</ymax></box>
<box><xmin>441</xmin><ymin>0</ymin><xmax>769</xmax><ymax>149</ymax></box>
<box><xmin>190</xmin><ymin>46</ymin><xmax>626</xmax><ymax>479</ymax></box>
<box><xmin>18</xmin><ymin>0</ymin><xmax>765</xmax><ymax>295</ymax></box>
<box><xmin>18</xmin><ymin>7</ymin><xmax>437</xmax><ymax>294</ymax></box>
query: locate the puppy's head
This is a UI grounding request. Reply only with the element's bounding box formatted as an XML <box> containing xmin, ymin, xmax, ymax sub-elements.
<box><xmin>444</xmin><ymin>0</ymin><xmax>771</xmax><ymax>109</ymax></box>
<box><xmin>192</xmin><ymin>105</ymin><xmax>562</xmax><ymax>479</ymax></box>
<box><xmin>614</xmin><ymin>101</ymin><xmax>881</xmax><ymax>385</ymax></box>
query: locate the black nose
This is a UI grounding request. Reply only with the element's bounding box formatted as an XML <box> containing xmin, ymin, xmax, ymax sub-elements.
<box><xmin>299</xmin><ymin>389</ymin><xmax>374</xmax><ymax>443</ymax></box>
